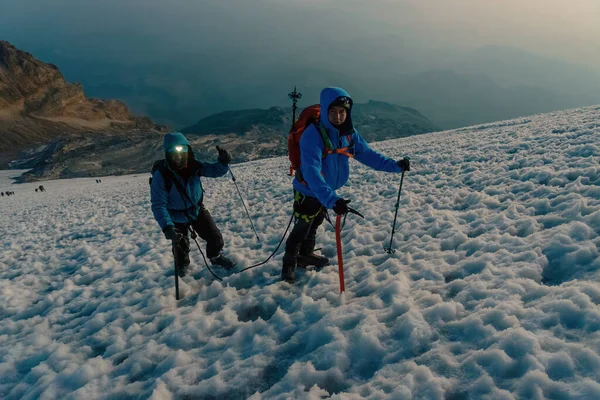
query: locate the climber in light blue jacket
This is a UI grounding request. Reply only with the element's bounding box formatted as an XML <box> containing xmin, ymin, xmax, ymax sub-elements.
<box><xmin>283</xmin><ymin>87</ymin><xmax>411</xmax><ymax>283</ymax></box>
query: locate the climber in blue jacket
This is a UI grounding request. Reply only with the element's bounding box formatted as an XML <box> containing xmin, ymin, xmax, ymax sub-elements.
<box><xmin>151</xmin><ymin>132</ymin><xmax>235</xmax><ymax>276</ymax></box>
<box><xmin>283</xmin><ymin>87</ymin><xmax>411</xmax><ymax>283</ymax></box>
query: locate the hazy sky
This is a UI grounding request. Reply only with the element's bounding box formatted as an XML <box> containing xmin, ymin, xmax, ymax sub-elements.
<box><xmin>398</xmin><ymin>0</ymin><xmax>600</xmax><ymax>68</ymax></box>
<box><xmin>1</xmin><ymin>0</ymin><xmax>599</xmax><ymax>69</ymax></box>
<box><xmin>283</xmin><ymin>0</ymin><xmax>600</xmax><ymax>68</ymax></box>
<box><xmin>1</xmin><ymin>0</ymin><xmax>599</xmax><ymax>127</ymax></box>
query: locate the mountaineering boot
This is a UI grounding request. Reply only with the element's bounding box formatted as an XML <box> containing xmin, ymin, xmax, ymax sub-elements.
<box><xmin>297</xmin><ymin>253</ymin><xmax>330</xmax><ymax>269</ymax></box>
<box><xmin>177</xmin><ymin>262</ymin><xmax>191</xmax><ymax>278</ymax></box>
<box><xmin>282</xmin><ymin>263</ymin><xmax>296</xmax><ymax>283</ymax></box>
<box><xmin>210</xmin><ymin>253</ymin><xmax>235</xmax><ymax>270</ymax></box>
<box><xmin>281</xmin><ymin>253</ymin><xmax>296</xmax><ymax>283</ymax></box>
<box><xmin>175</xmin><ymin>256</ymin><xmax>190</xmax><ymax>277</ymax></box>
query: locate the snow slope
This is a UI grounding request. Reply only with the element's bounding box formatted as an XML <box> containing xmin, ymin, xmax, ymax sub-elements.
<box><xmin>1</xmin><ymin>105</ymin><xmax>600</xmax><ymax>399</ymax></box>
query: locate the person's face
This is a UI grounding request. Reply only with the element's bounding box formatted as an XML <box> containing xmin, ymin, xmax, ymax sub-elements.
<box><xmin>168</xmin><ymin>146</ymin><xmax>188</xmax><ymax>169</ymax></box>
<box><xmin>328</xmin><ymin>106</ymin><xmax>347</xmax><ymax>126</ymax></box>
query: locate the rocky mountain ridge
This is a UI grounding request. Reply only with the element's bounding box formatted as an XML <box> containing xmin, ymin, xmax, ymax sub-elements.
<box><xmin>1</xmin><ymin>41</ymin><xmax>438</xmax><ymax>182</ymax></box>
<box><xmin>0</xmin><ymin>40</ymin><xmax>165</xmax><ymax>155</ymax></box>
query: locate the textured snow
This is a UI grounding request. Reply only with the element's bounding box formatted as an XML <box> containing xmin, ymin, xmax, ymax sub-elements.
<box><xmin>1</xmin><ymin>105</ymin><xmax>600</xmax><ymax>399</ymax></box>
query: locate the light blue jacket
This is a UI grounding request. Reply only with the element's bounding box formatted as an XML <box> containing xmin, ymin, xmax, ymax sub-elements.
<box><xmin>293</xmin><ymin>87</ymin><xmax>402</xmax><ymax>209</ymax></box>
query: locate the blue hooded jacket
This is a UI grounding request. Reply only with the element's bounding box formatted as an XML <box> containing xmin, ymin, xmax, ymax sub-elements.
<box><xmin>150</xmin><ymin>132</ymin><xmax>228</xmax><ymax>229</ymax></box>
<box><xmin>293</xmin><ymin>87</ymin><xmax>402</xmax><ymax>209</ymax></box>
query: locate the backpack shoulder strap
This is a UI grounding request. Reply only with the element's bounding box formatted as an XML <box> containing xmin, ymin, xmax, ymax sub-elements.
<box><xmin>314</xmin><ymin>122</ymin><xmax>334</xmax><ymax>152</ymax></box>
<box><xmin>314</xmin><ymin>123</ymin><xmax>355</xmax><ymax>158</ymax></box>
<box><xmin>151</xmin><ymin>159</ymin><xmax>163</xmax><ymax>173</ymax></box>
<box><xmin>161</xmin><ymin>163</ymin><xmax>200</xmax><ymax>212</ymax></box>
<box><xmin>151</xmin><ymin>159</ymin><xmax>173</xmax><ymax>192</ymax></box>
<box><xmin>346</xmin><ymin>133</ymin><xmax>354</xmax><ymax>150</ymax></box>
<box><xmin>150</xmin><ymin>160</ymin><xmax>200</xmax><ymax>217</ymax></box>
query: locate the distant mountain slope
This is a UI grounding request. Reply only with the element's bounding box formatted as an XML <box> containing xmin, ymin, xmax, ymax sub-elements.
<box><xmin>12</xmin><ymin>101</ymin><xmax>438</xmax><ymax>182</ymax></box>
<box><xmin>182</xmin><ymin>100</ymin><xmax>439</xmax><ymax>143</ymax></box>
<box><xmin>182</xmin><ymin>107</ymin><xmax>289</xmax><ymax>135</ymax></box>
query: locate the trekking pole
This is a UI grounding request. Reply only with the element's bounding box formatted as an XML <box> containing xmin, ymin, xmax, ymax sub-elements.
<box><xmin>174</xmin><ymin>259</ymin><xmax>180</xmax><ymax>300</ymax></box>
<box><xmin>385</xmin><ymin>157</ymin><xmax>409</xmax><ymax>254</ymax></box>
<box><xmin>336</xmin><ymin>215</ymin><xmax>346</xmax><ymax>293</ymax></box>
<box><xmin>228</xmin><ymin>167</ymin><xmax>260</xmax><ymax>242</ymax></box>
<box><xmin>171</xmin><ymin>241</ymin><xmax>181</xmax><ymax>300</ymax></box>
<box><xmin>336</xmin><ymin>207</ymin><xmax>364</xmax><ymax>294</ymax></box>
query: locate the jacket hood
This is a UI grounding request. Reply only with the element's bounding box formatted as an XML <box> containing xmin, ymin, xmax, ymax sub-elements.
<box><xmin>319</xmin><ymin>87</ymin><xmax>354</xmax><ymax>134</ymax></box>
<box><xmin>163</xmin><ymin>132</ymin><xmax>191</xmax><ymax>153</ymax></box>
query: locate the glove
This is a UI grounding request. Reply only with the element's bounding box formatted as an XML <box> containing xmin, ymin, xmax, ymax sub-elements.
<box><xmin>216</xmin><ymin>146</ymin><xmax>232</xmax><ymax>165</ymax></box>
<box><xmin>333</xmin><ymin>199</ymin><xmax>351</xmax><ymax>215</ymax></box>
<box><xmin>163</xmin><ymin>225</ymin><xmax>183</xmax><ymax>242</ymax></box>
<box><xmin>397</xmin><ymin>158</ymin><xmax>410</xmax><ymax>172</ymax></box>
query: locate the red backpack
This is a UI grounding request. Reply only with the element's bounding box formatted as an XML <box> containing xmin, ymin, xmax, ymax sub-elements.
<box><xmin>288</xmin><ymin>104</ymin><xmax>354</xmax><ymax>178</ymax></box>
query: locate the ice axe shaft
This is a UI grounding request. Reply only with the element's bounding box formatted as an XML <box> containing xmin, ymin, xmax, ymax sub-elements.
<box><xmin>334</xmin><ymin>206</ymin><xmax>364</xmax><ymax>294</ymax></box>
